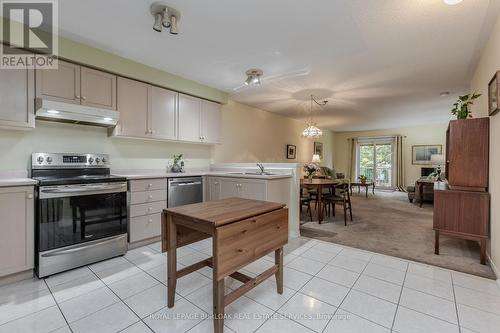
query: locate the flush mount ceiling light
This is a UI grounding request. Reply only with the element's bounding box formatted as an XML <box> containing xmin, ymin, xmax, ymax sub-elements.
<box><xmin>244</xmin><ymin>69</ymin><xmax>263</xmax><ymax>86</ymax></box>
<box><xmin>444</xmin><ymin>0</ymin><xmax>463</xmax><ymax>5</ymax></box>
<box><xmin>302</xmin><ymin>95</ymin><xmax>328</xmax><ymax>139</ymax></box>
<box><xmin>150</xmin><ymin>2</ymin><xmax>181</xmax><ymax>35</ymax></box>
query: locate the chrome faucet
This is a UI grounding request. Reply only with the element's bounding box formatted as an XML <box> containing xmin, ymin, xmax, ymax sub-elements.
<box><xmin>256</xmin><ymin>163</ymin><xmax>265</xmax><ymax>174</ymax></box>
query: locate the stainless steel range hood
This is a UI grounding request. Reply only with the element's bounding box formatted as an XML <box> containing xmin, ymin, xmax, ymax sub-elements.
<box><xmin>35</xmin><ymin>98</ymin><xmax>119</xmax><ymax>127</ymax></box>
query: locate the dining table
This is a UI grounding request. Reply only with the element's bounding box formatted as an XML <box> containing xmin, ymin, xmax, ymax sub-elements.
<box><xmin>300</xmin><ymin>178</ymin><xmax>347</xmax><ymax>223</ymax></box>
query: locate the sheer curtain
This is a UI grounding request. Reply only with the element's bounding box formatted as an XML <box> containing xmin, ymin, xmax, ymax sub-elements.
<box><xmin>394</xmin><ymin>135</ymin><xmax>405</xmax><ymax>191</ymax></box>
<box><xmin>347</xmin><ymin>138</ymin><xmax>358</xmax><ymax>182</ymax></box>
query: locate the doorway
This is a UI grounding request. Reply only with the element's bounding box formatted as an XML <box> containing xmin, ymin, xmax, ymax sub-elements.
<box><xmin>357</xmin><ymin>139</ymin><xmax>394</xmax><ymax>188</ymax></box>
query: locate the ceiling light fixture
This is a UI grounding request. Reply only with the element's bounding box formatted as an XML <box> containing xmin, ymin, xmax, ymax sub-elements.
<box><xmin>150</xmin><ymin>2</ymin><xmax>181</xmax><ymax>35</ymax></box>
<box><xmin>443</xmin><ymin>0</ymin><xmax>463</xmax><ymax>5</ymax></box>
<box><xmin>244</xmin><ymin>69</ymin><xmax>263</xmax><ymax>86</ymax></box>
<box><xmin>302</xmin><ymin>95</ymin><xmax>327</xmax><ymax>139</ymax></box>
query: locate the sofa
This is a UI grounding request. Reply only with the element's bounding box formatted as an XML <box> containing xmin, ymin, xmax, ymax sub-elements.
<box><xmin>407</xmin><ymin>177</ymin><xmax>435</xmax><ymax>203</ymax></box>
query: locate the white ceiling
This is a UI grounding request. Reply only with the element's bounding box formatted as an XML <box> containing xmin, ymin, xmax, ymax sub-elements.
<box><xmin>56</xmin><ymin>0</ymin><xmax>500</xmax><ymax>132</ymax></box>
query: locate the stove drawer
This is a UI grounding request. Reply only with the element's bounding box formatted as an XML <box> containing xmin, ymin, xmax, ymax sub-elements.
<box><xmin>129</xmin><ymin>213</ymin><xmax>161</xmax><ymax>242</ymax></box>
<box><xmin>130</xmin><ymin>190</ymin><xmax>167</xmax><ymax>205</ymax></box>
<box><xmin>129</xmin><ymin>201</ymin><xmax>166</xmax><ymax>218</ymax></box>
<box><xmin>129</xmin><ymin>179</ymin><xmax>167</xmax><ymax>192</ymax></box>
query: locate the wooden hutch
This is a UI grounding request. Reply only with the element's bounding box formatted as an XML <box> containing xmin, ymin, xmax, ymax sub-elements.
<box><xmin>434</xmin><ymin>117</ymin><xmax>490</xmax><ymax>264</ymax></box>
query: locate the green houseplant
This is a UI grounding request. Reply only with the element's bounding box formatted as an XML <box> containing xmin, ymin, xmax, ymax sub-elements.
<box><xmin>451</xmin><ymin>93</ymin><xmax>481</xmax><ymax>120</ymax></box>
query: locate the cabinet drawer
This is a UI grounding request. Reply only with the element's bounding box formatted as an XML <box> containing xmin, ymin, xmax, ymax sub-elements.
<box><xmin>129</xmin><ymin>213</ymin><xmax>161</xmax><ymax>242</ymax></box>
<box><xmin>129</xmin><ymin>178</ymin><xmax>167</xmax><ymax>192</ymax></box>
<box><xmin>130</xmin><ymin>201</ymin><xmax>166</xmax><ymax>218</ymax></box>
<box><xmin>130</xmin><ymin>190</ymin><xmax>167</xmax><ymax>205</ymax></box>
<box><xmin>215</xmin><ymin>208</ymin><xmax>288</xmax><ymax>280</ymax></box>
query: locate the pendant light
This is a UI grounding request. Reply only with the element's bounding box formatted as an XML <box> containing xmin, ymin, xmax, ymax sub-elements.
<box><xmin>302</xmin><ymin>95</ymin><xmax>327</xmax><ymax>139</ymax></box>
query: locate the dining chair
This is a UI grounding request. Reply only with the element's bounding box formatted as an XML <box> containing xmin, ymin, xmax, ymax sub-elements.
<box><xmin>322</xmin><ymin>182</ymin><xmax>353</xmax><ymax>226</ymax></box>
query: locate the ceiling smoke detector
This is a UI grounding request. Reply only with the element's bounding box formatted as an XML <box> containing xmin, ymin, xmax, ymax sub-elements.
<box><xmin>244</xmin><ymin>69</ymin><xmax>263</xmax><ymax>86</ymax></box>
<box><xmin>150</xmin><ymin>2</ymin><xmax>181</xmax><ymax>35</ymax></box>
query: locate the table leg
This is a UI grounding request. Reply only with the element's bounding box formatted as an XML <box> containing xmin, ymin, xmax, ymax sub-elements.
<box><xmin>372</xmin><ymin>183</ymin><xmax>375</xmax><ymax>195</ymax></box>
<box><xmin>358</xmin><ymin>185</ymin><xmax>361</xmax><ymax>193</ymax></box>
<box><xmin>275</xmin><ymin>248</ymin><xmax>283</xmax><ymax>294</ymax></box>
<box><xmin>365</xmin><ymin>185</ymin><xmax>368</xmax><ymax>198</ymax></box>
<box><xmin>212</xmin><ymin>238</ymin><xmax>225</xmax><ymax>333</ymax></box>
<box><xmin>480</xmin><ymin>239</ymin><xmax>486</xmax><ymax>265</ymax></box>
<box><xmin>318</xmin><ymin>185</ymin><xmax>324</xmax><ymax>223</ymax></box>
<box><xmin>166</xmin><ymin>214</ymin><xmax>177</xmax><ymax>308</ymax></box>
<box><xmin>434</xmin><ymin>230</ymin><xmax>439</xmax><ymax>255</ymax></box>
<box><xmin>419</xmin><ymin>183</ymin><xmax>424</xmax><ymax>208</ymax></box>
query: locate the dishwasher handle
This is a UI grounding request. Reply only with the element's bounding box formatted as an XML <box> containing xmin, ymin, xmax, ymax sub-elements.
<box><xmin>173</xmin><ymin>181</ymin><xmax>202</xmax><ymax>187</ymax></box>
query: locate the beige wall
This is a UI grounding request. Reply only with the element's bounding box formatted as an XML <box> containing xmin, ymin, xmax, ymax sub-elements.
<box><xmin>470</xmin><ymin>14</ymin><xmax>500</xmax><ymax>274</ymax></box>
<box><xmin>332</xmin><ymin>123</ymin><xmax>448</xmax><ymax>187</ymax></box>
<box><xmin>212</xmin><ymin>101</ymin><xmax>334</xmax><ymax>168</ymax></box>
<box><xmin>0</xmin><ymin>121</ymin><xmax>212</xmax><ymax>172</ymax></box>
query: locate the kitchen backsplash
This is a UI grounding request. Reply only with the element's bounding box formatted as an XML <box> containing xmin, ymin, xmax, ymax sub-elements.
<box><xmin>0</xmin><ymin>121</ymin><xmax>212</xmax><ymax>171</ymax></box>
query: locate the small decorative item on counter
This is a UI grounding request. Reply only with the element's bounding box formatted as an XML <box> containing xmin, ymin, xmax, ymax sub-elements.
<box><xmin>304</xmin><ymin>162</ymin><xmax>320</xmax><ymax>181</ymax></box>
<box><xmin>358</xmin><ymin>175</ymin><xmax>367</xmax><ymax>184</ymax></box>
<box><xmin>171</xmin><ymin>154</ymin><xmax>184</xmax><ymax>173</ymax></box>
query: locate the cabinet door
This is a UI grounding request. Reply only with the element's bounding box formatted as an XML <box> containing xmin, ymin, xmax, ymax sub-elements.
<box><xmin>115</xmin><ymin>77</ymin><xmax>149</xmax><ymax>137</ymax></box>
<box><xmin>201</xmin><ymin>100</ymin><xmax>221</xmax><ymax>143</ymax></box>
<box><xmin>178</xmin><ymin>94</ymin><xmax>201</xmax><ymax>142</ymax></box>
<box><xmin>240</xmin><ymin>180</ymin><xmax>267</xmax><ymax>201</ymax></box>
<box><xmin>0</xmin><ymin>187</ymin><xmax>34</xmax><ymax>277</ymax></box>
<box><xmin>0</xmin><ymin>67</ymin><xmax>35</xmax><ymax>129</ymax></box>
<box><xmin>81</xmin><ymin>67</ymin><xmax>117</xmax><ymax>110</ymax></box>
<box><xmin>447</xmin><ymin>118</ymin><xmax>489</xmax><ymax>190</ymax></box>
<box><xmin>208</xmin><ymin>177</ymin><xmax>221</xmax><ymax>201</ymax></box>
<box><xmin>36</xmin><ymin>60</ymin><xmax>81</xmax><ymax>104</ymax></box>
<box><xmin>150</xmin><ymin>86</ymin><xmax>177</xmax><ymax>140</ymax></box>
<box><xmin>220</xmin><ymin>178</ymin><xmax>240</xmax><ymax>199</ymax></box>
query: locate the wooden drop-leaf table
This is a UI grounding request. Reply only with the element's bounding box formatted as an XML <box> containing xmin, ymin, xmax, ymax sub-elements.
<box><xmin>161</xmin><ymin>197</ymin><xmax>288</xmax><ymax>333</ymax></box>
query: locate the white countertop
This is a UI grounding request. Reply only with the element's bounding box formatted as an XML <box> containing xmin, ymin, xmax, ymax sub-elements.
<box><xmin>0</xmin><ymin>171</ymin><xmax>38</xmax><ymax>187</ymax></box>
<box><xmin>111</xmin><ymin>170</ymin><xmax>292</xmax><ymax>180</ymax></box>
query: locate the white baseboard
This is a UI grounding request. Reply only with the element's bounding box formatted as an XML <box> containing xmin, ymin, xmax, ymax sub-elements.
<box><xmin>487</xmin><ymin>252</ymin><xmax>500</xmax><ymax>287</ymax></box>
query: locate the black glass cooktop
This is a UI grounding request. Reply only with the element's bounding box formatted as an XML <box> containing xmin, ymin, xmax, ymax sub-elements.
<box><xmin>32</xmin><ymin>168</ymin><xmax>127</xmax><ymax>186</ymax></box>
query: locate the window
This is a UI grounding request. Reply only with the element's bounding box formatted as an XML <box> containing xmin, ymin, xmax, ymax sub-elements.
<box><xmin>357</xmin><ymin>139</ymin><xmax>394</xmax><ymax>188</ymax></box>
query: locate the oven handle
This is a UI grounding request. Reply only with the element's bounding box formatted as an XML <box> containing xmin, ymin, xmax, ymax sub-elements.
<box><xmin>39</xmin><ymin>182</ymin><xmax>127</xmax><ymax>199</ymax></box>
<box><xmin>41</xmin><ymin>234</ymin><xmax>127</xmax><ymax>257</ymax></box>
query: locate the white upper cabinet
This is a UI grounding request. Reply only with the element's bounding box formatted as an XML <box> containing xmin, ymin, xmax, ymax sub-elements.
<box><xmin>178</xmin><ymin>93</ymin><xmax>202</xmax><ymax>142</ymax></box>
<box><xmin>36</xmin><ymin>60</ymin><xmax>117</xmax><ymax>110</ymax></box>
<box><xmin>178</xmin><ymin>93</ymin><xmax>221</xmax><ymax>144</ymax></box>
<box><xmin>114</xmin><ymin>77</ymin><xmax>149</xmax><ymax>138</ymax></box>
<box><xmin>201</xmin><ymin>100</ymin><xmax>221</xmax><ymax>144</ymax></box>
<box><xmin>0</xmin><ymin>66</ymin><xmax>35</xmax><ymax>130</ymax></box>
<box><xmin>150</xmin><ymin>86</ymin><xmax>177</xmax><ymax>140</ymax></box>
<box><xmin>80</xmin><ymin>67</ymin><xmax>117</xmax><ymax>110</ymax></box>
<box><xmin>36</xmin><ymin>60</ymin><xmax>81</xmax><ymax>104</ymax></box>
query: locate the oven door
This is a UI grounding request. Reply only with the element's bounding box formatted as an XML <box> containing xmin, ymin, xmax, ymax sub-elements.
<box><xmin>37</xmin><ymin>182</ymin><xmax>127</xmax><ymax>252</ymax></box>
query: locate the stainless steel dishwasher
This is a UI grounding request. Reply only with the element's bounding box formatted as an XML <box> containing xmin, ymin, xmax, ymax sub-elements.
<box><xmin>167</xmin><ymin>177</ymin><xmax>203</xmax><ymax>207</ymax></box>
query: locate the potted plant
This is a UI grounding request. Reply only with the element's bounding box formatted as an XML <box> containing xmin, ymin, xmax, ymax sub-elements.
<box><xmin>171</xmin><ymin>154</ymin><xmax>183</xmax><ymax>173</ymax></box>
<box><xmin>451</xmin><ymin>93</ymin><xmax>481</xmax><ymax>120</ymax></box>
<box><xmin>358</xmin><ymin>175</ymin><xmax>367</xmax><ymax>184</ymax></box>
<box><xmin>303</xmin><ymin>162</ymin><xmax>320</xmax><ymax>181</ymax></box>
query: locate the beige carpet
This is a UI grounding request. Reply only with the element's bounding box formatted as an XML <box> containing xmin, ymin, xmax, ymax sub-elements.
<box><xmin>300</xmin><ymin>190</ymin><xmax>496</xmax><ymax>279</ymax></box>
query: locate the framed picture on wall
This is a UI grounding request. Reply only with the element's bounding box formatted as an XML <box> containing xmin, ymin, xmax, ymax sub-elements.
<box><xmin>412</xmin><ymin>145</ymin><xmax>442</xmax><ymax>165</ymax></box>
<box><xmin>314</xmin><ymin>142</ymin><xmax>323</xmax><ymax>159</ymax></box>
<box><xmin>489</xmin><ymin>71</ymin><xmax>499</xmax><ymax>116</ymax></box>
<box><xmin>286</xmin><ymin>144</ymin><xmax>296</xmax><ymax>159</ymax></box>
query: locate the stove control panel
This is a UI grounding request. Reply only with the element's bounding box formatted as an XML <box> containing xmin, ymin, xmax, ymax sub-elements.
<box><xmin>32</xmin><ymin>153</ymin><xmax>110</xmax><ymax>169</ymax></box>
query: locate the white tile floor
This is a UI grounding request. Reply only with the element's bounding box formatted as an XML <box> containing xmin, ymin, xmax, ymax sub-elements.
<box><xmin>1</xmin><ymin>238</ymin><xmax>500</xmax><ymax>333</ymax></box>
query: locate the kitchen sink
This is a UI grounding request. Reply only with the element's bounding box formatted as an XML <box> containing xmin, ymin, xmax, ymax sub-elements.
<box><xmin>229</xmin><ymin>172</ymin><xmax>278</xmax><ymax>176</ymax></box>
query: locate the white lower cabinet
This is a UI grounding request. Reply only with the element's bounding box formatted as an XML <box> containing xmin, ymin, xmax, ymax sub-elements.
<box><xmin>0</xmin><ymin>186</ymin><xmax>34</xmax><ymax>277</ymax></box>
<box><xmin>128</xmin><ymin>178</ymin><xmax>167</xmax><ymax>244</ymax></box>
<box><xmin>208</xmin><ymin>176</ymin><xmax>289</xmax><ymax>204</ymax></box>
